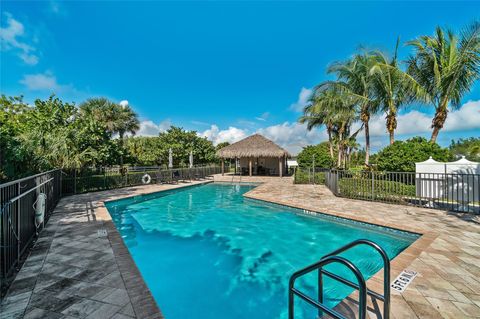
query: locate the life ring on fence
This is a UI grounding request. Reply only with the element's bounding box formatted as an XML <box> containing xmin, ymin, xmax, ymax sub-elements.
<box><xmin>34</xmin><ymin>193</ymin><xmax>47</xmax><ymax>228</ymax></box>
<box><xmin>142</xmin><ymin>174</ymin><xmax>152</xmax><ymax>184</ymax></box>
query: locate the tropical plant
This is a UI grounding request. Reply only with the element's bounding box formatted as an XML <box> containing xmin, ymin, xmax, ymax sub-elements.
<box><xmin>449</xmin><ymin>137</ymin><xmax>480</xmax><ymax>161</ymax></box>
<box><xmin>79</xmin><ymin>98</ymin><xmax>140</xmax><ymax>166</ymax></box>
<box><xmin>369</xmin><ymin>40</ymin><xmax>428</xmax><ymax>144</ymax></box>
<box><xmin>299</xmin><ymin>87</ymin><xmax>360</xmax><ymax>168</ymax></box>
<box><xmin>407</xmin><ymin>22</ymin><xmax>480</xmax><ymax>143</ymax></box>
<box><xmin>326</xmin><ymin>52</ymin><xmax>380</xmax><ymax>166</ymax></box>
<box><xmin>125</xmin><ymin>126</ymin><xmax>217</xmax><ymax>167</ymax></box>
<box><xmin>296</xmin><ymin>142</ymin><xmax>334</xmax><ymax>168</ymax></box>
<box><xmin>376</xmin><ymin>137</ymin><xmax>453</xmax><ymax>172</ymax></box>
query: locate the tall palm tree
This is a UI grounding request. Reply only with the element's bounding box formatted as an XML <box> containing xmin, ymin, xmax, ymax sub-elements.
<box><xmin>115</xmin><ymin>104</ymin><xmax>140</xmax><ymax>167</ymax></box>
<box><xmin>370</xmin><ymin>40</ymin><xmax>428</xmax><ymax>144</ymax></box>
<box><xmin>407</xmin><ymin>22</ymin><xmax>480</xmax><ymax>143</ymax></box>
<box><xmin>299</xmin><ymin>87</ymin><xmax>358</xmax><ymax>168</ymax></box>
<box><xmin>299</xmin><ymin>89</ymin><xmax>339</xmax><ymax>160</ymax></box>
<box><xmin>326</xmin><ymin>53</ymin><xmax>380</xmax><ymax>166</ymax></box>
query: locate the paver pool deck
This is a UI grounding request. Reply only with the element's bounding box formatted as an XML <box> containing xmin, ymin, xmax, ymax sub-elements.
<box><xmin>1</xmin><ymin>175</ymin><xmax>480</xmax><ymax>318</ymax></box>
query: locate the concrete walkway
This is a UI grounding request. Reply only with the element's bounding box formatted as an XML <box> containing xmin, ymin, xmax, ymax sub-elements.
<box><xmin>2</xmin><ymin>176</ymin><xmax>480</xmax><ymax>319</ymax></box>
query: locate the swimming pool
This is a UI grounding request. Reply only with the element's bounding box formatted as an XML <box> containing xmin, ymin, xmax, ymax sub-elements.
<box><xmin>106</xmin><ymin>183</ymin><xmax>418</xmax><ymax>319</ymax></box>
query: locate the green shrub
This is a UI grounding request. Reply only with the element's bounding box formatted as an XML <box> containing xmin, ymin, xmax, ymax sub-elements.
<box><xmin>294</xmin><ymin>169</ymin><xmax>326</xmax><ymax>184</ymax></box>
<box><xmin>376</xmin><ymin>137</ymin><xmax>453</xmax><ymax>172</ymax></box>
<box><xmin>338</xmin><ymin>177</ymin><xmax>415</xmax><ymax>201</ymax></box>
<box><xmin>297</xmin><ymin>142</ymin><xmax>334</xmax><ymax>168</ymax></box>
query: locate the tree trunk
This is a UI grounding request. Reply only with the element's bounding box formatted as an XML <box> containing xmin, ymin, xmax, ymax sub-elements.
<box><xmin>362</xmin><ymin>111</ymin><xmax>371</xmax><ymax>166</ymax></box>
<box><xmin>119</xmin><ymin>132</ymin><xmax>124</xmax><ymax>168</ymax></box>
<box><xmin>386</xmin><ymin>107</ymin><xmax>397</xmax><ymax>145</ymax></box>
<box><xmin>430</xmin><ymin>101</ymin><xmax>448</xmax><ymax>143</ymax></box>
<box><xmin>327</xmin><ymin>127</ymin><xmax>334</xmax><ymax>159</ymax></box>
<box><xmin>337</xmin><ymin>124</ymin><xmax>345</xmax><ymax>168</ymax></box>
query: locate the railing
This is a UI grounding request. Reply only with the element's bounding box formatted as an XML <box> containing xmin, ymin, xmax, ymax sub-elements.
<box><xmin>1</xmin><ymin>165</ymin><xmax>221</xmax><ymax>295</ymax></box>
<box><xmin>288</xmin><ymin>239</ymin><xmax>390</xmax><ymax>319</ymax></box>
<box><xmin>61</xmin><ymin>165</ymin><xmax>223</xmax><ymax>195</ymax></box>
<box><xmin>0</xmin><ymin>169</ymin><xmax>62</xmax><ymax>293</ymax></box>
<box><xmin>312</xmin><ymin>169</ymin><xmax>479</xmax><ymax>214</ymax></box>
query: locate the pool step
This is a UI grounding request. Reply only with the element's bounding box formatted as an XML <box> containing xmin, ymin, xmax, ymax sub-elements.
<box><xmin>288</xmin><ymin>239</ymin><xmax>390</xmax><ymax>319</ymax></box>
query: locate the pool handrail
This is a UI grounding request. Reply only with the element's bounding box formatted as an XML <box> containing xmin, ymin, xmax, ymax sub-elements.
<box><xmin>288</xmin><ymin>239</ymin><xmax>391</xmax><ymax>319</ymax></box>
<box><xmin>288</xmin><ymin>255</ymin><xmax>367</xmax><ymax>319</ymax></box>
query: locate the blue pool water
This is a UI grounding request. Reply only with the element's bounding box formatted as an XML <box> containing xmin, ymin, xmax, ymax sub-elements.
<box><xmin>106</xmin><ymin>183</ymin><xmax>418</xmax><ymax>319</ymax></box>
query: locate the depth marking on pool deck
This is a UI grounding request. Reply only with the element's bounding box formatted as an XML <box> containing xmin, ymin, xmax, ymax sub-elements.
<box><xmin>390</xmin><ymin>269</ymin><xmax>418</xmax><ymax>292</ymax></box>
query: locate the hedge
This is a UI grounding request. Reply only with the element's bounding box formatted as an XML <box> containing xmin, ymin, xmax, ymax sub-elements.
<box><xmin>338</xmin><ymin>177</ymin><xmax>416</xmax><ymax>201</ymax></box>
<box><xmin>294</xmin><ymin>169</ymin><xmax>326</xmax><ymax>184</ymax></box>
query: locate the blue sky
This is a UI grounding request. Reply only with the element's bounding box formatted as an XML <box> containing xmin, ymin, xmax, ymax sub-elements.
<box><xmin>1</xmin><ymin>1</ymin><xmax>480</xmax><ymax>154</ymax></box>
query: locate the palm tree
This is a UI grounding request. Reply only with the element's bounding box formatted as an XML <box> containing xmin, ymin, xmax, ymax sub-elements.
<box><xmin>115</xmin><ymin>104</ymin><xmax>140</xmax><ymax>167</ymax></box>
<box><xmin>369</xmin><ymin>40</ymin><xmax>428</xmax><ymax>144</ymax></box>
<box><xmin>407</xmin><ymin>22</ymin><xmax>480</xmax><ymax>143</ymax></box>
<box><xmin>79</xmin><ymin>98</ymin><xmax>140</xmax><ymax>166</ymax></box>
<box><xmin>299</xmin><ymin>89</ymin><xmax>338</xmax><ymax>160</ymax></box>
<box><xmin>326</xmin><ymin>53</ymin><xmax>380</xmax><ymax>166</ymax></box>
<box><xmin>299</xmin><ymin>87</ymin><xmax>358</xmax><ymax>168</ymax></box>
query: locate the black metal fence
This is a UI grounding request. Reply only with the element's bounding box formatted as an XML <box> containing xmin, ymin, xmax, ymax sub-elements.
<box><xmin>324</xmin><ymin>170</ymin><xmax>479</xmax><ymax>214</ymax></box>
<box><xmin>1</xmin><ymin>165</ymin><xmax>222</xmax><ymax>294</ymax></box>
<box><xmin>0</xmin><ymin>169</ymin><xmax>62</xmax><ymax>293</ymax></box>
<box><xmin>61</xmin><ymin>165</ymin><xmax>223</xmax><ymax>195</ymax></box>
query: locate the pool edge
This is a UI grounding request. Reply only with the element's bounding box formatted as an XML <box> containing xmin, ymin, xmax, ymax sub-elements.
<box><xmin>96</xmin><ymin>180</ymin><xmax>214</xmax><ymax>319</ymax></box>
<box><xmin>243</xmin><ymin>189</ymin><xmax>440</xmax><ymax>318</ymax></box>
<box><xmin>100</xmin><ymin>180</ymin><xmax>439</xmax><ymax>319</ymax></box>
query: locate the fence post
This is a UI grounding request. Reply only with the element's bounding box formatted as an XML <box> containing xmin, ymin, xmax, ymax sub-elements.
<box><xmin>74</xmin><ymin>169</ymin><xmax>77</xmax><ymax>194</ymax></box>
<box><xmin>17</xmin><ymin>183</ymin><xmax>21</xmax><ymax>266</ymax></box>
<box><xmin>371</xmin><ymin>172</ymin><xmax>375</xmax><ymax>200</ymax></box>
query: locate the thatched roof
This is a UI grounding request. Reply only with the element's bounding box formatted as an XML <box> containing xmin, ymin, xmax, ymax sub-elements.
<box><xmin>216</xmin><ymin>134</ymin><xmax>290</xmax><ymax>158</ymax></box>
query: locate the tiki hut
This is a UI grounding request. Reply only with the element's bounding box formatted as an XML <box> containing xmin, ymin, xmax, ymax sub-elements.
<box><xmin>216</xmin><ymin>134</ymin><xmax>291</xmax><ymax>177</ymax></box>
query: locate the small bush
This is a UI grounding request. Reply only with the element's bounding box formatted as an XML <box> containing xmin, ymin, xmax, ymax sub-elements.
<box><xmin>297</xmin><ymin>142</ymin><xmax>334</xmax><ymax>168</ymax></box>
<box><xmin>376</xmin><ymin>137</ymin><xmax>453</xmax><ymax>172</ymax></box>
<box><xmin>338</xmin><ymin>177</ymin><xmax>415</xmax><ymax>201</ymax></box>
<box><xmin>294</xmin><ymin>169</ymin><xmax>326</xmax><ymax>184</ymax></box>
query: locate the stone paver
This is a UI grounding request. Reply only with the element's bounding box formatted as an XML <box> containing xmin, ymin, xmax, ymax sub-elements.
<box><xmin>2</xmin><ymin>175</ymin><xmax>480</xmax><ymax>319</ymax></box>
<box><xmin>1</xmin><ymin>180</ymin><xmax>210</xmax><ymax>319</ymax></box>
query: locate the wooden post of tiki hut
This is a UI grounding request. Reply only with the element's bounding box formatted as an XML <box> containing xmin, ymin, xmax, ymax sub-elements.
<box><xmin>215</xmin><ymin>134</ymin><xmax>290</xmax><ymax>178</ymax></box>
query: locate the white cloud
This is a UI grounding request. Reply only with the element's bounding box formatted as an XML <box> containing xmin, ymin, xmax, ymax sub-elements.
<box><xmin>119</xmin><ymin>100</ymin><xmax>129</xmax><ymax>108</ymax></box>
<box><xmin>353</xmin><ymin>100</ymin><xmax>480</xmax><ymax>152</ymax></box>
<box><xmin>199</xmin><ymin>125</ymin><xmax>248</xmax><ymax>145</ymax></box>
<box><xmin>199</xmin><ymin>122</ymin><xmax>326</xmax><ymax>155</ymax></box>
<box><xmin>289</xmin><ymin>87</ymin><xmax>312</xmax><ymax>112</ymax></box>
<box><xmin>136</xmin><ymin>119</ymin><xmax>172</xmax><ymax>137</ymax></box>
<box><xmin>20</xmin><ymin>72</ymin><xmax>60</xmax><ymax>91</ymax></box>
<box><xmin>366</xmin><ymin>100</ymin><xmax>480</xmax><ymax>138</ymax></box>
<box><xmin>443</xmin><ymin>100</ymin><xmax>480</xmax><ymax>132</ymax></box>
<box><xmin>258</xmin><ymin>122</ymin><xmax>327</xmax><ymax>154</ymax></box>
<box><xmin>0</xmin><ymin>13</ymin><xmax>38</xmax><ymax>65</ymax></box>
<box><xmin>255</xmin><ymin>112</ymin><xmax>270</xmax><ymax>122</ymax></box>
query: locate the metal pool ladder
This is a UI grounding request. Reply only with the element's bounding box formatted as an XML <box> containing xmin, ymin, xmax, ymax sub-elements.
<box><xmin>231</xmin><ymin>172</ymin><xmax>242</xmax><ymax>184</ymax></box>
<box><xmin>288</xmin><ymin>239</ymin><xmax>390</xmax><ymax>319</ymax></box>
